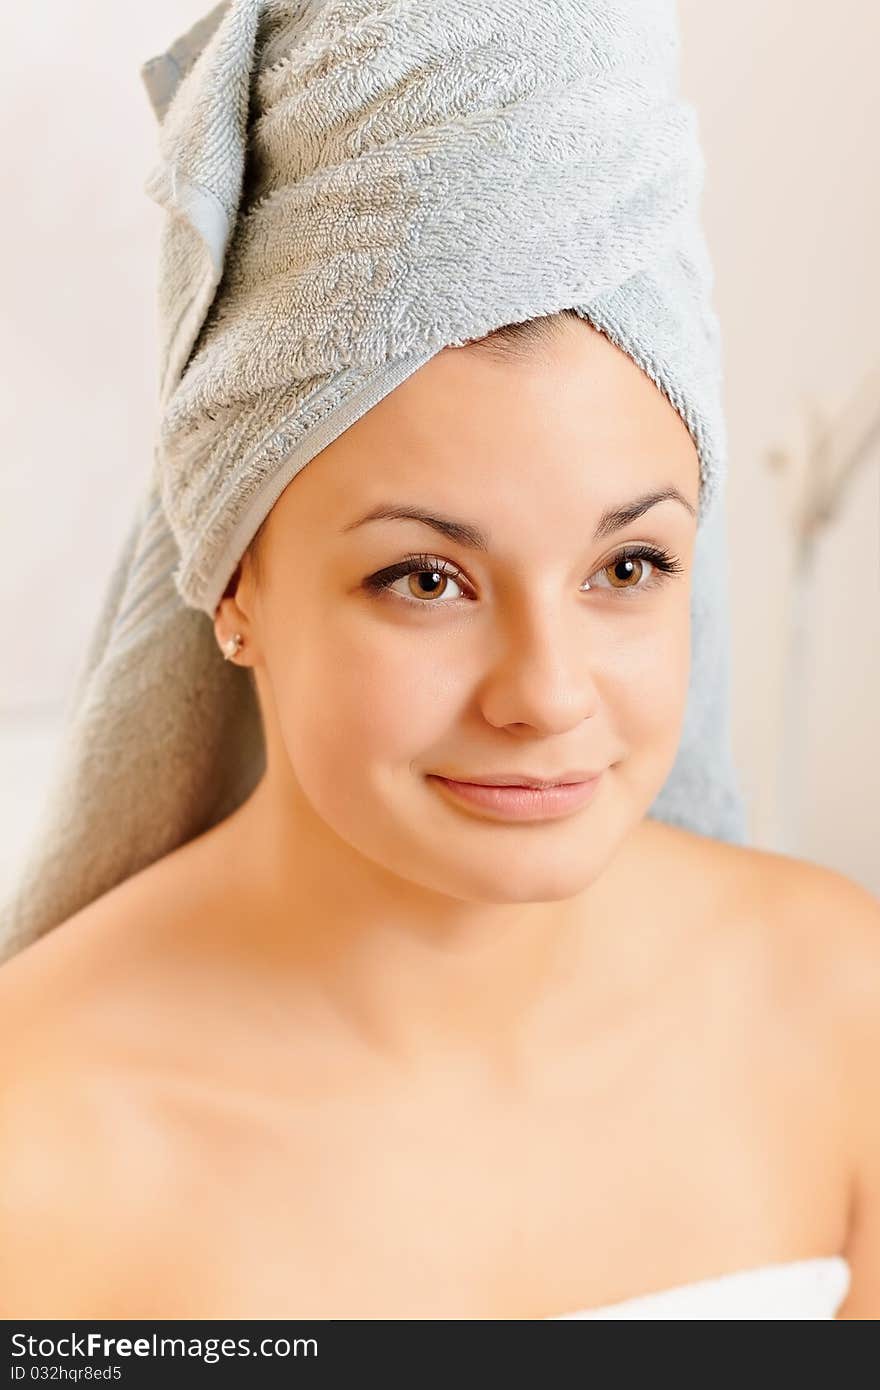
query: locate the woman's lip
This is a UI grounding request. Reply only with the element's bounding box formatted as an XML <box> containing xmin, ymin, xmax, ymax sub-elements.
<box><xmin>427</xmin><ymin>773</ymin><xmax>603</xmax><ymax>821</ymax></box>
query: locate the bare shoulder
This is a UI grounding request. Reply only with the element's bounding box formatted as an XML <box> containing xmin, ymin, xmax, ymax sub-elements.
<box><xmin>0</xmin><ymin>856</ymin><xmax>208</xmax><ymax>1318</ymax></box>
<box><xmin>729</xmin><ymin>837</ymin><xmax>880</xmax><ymax>1012</ymax></box>
<box><xmin>678</xmin><ymin>824</ymin><xmax>880</xmax><ymax>1020</ymax></box>
<box><xmin>0</xmin><ymin>816</ymin><xmax>228</xmax><ymax>1023</ymax></box>
<box><xmin>0</xmin><ymin>817</ymin><xmax>271</xmax><ymax>1315</ymax></box>
<box><xmin>755</xmin><ymin>853</ymin><xmax>880</xmax><ymax>1320</ymax></box>
<box><xmin>675</xmin><ymin>827</ymin><xmax>880</xmax><ymax>1317</ymax></box>
<box><xmin>0</xmin><ymin>1007</ymin><xmax>154</xmax><ymax>1318</ymax></box>
<box><xmin>0</xmin><ymin>1041</ymin><xmax>147</xmax><ymax>1317</ymax></box>
<box><xmin>652</xmin><ymin>819</ymin><xmax>879</xmax><ymax>1106</ymax></box>
<box><xmin>752</xmin><ymin>846</ymin><xmax>880</xmax><ymax>1106</ymax></box>
<box><xmin>655</xmin><ymin>817</ymin><xmax>878</xmax><ymax>965</ymax></box>
<box><xmin>771</xmin><ymin>856</ymin><xmax>880</xmax><ymax>1320</ymax></box>
<box><xmin>747</xmin><ymin>835</ymin><xmax>880</xmax><ymax>933</ymax></box>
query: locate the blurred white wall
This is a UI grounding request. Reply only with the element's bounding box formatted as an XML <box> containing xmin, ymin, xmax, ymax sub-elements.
<box><xmin>677</xmin><ymin>0</ymin><xmax>879</xmax><ymax>889</ymax></box>
<box><xmin>0</xmin><ymin>1</ymin><xmax>877</xmax><ymax>898</ymax></box>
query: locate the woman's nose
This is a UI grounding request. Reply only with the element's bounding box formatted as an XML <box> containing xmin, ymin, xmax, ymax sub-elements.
<box><xmin>475</xmin><ymin>608</ymin><xmax>601</xmax><ymax>735</ymax></box>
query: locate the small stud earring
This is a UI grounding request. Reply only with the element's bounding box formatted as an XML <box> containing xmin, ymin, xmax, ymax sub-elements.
<box><xmin>222</xmin><ymin>632</ymin><xmax>244</xmax><ymax>661</ymax></box>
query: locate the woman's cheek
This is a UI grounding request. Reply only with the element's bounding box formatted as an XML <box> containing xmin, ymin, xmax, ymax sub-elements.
<box><xmin>306</xmin><ymin>626</ymin><xmax>458</xmax><ymax>767</ymax></box>
<box><xmin>605</xmin><ymin>614</ymin><xmax>691</xmax><ymax>740</ymax></box>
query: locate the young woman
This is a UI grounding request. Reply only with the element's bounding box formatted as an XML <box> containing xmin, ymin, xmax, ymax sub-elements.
<box><xmin>1</xmin><ymin>311</ymin><xmax>877</xmax><ymax>1319</ymax></box>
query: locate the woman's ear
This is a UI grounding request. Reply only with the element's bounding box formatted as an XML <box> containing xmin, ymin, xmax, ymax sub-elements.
<box><xmin>214</xmin><ymin>559</ymin><xmax>259</xmax><ymax>666</ymax></box>
<box><xmin>221</xmin><ymin>562</ymin><xmax>241</xmax><ymax>602</ymax></box>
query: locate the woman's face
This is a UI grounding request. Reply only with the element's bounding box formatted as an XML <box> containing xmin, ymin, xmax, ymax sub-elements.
<box><xmin>225</xmin><ymin>317</ymin><xmax>701</xmax><ymax>905</ymax></box>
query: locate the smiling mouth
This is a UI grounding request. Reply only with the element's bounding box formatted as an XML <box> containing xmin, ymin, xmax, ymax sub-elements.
<box><xmin>426</xmin><ymin>772</ymin><xmax>604</xmax><ymax>822</ymax></box>
<box><xmin>429</xmin><ymin>770</ymin><xmax>604</xmax><ymax>789</ymax></box>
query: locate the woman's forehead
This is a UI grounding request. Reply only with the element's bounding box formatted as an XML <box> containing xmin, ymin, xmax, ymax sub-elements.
<box><xmin>262</xmin><ymin>324</ymin><xmax>702</xmax><ymax>546</ymax></box>
<box><xmin>318</xmin><ymin>338</ymin><xmax>696</xmax><ymax>482</ymax></box>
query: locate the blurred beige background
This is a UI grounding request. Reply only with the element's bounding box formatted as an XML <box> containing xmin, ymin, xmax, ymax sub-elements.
<box><xmin>0</xmin><ymin>1</ymin><xmax>877</xmax><ymax>898</ymax></box>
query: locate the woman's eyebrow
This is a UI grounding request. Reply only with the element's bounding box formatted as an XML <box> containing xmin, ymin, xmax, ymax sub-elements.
<box><xmin>341</xmin><ymin>487</ymin><xmax>695</xmax><ymax>550</ymax></box>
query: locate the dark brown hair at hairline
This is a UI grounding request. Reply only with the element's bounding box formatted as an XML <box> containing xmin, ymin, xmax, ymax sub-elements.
<box><xmin>243</xmin><ymin>308</ymin><xmax>582</xmax><ymax>585</ymax></box>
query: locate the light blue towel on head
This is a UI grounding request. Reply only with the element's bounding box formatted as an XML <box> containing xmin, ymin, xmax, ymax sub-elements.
<box><xmin>0</xmin><ymin>0</ymin><xmax>748</xmax><ymax>964</ymax></box>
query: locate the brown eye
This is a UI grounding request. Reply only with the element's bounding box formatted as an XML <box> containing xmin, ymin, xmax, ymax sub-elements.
<box><xmin>404</xmin><ymin>567</ymin><xmax>460</xmax><ymax>601</ymax></box>
<box><xmin>587</xmin><ymin>544</ymin><xmax>682</xmax><ymax>596</ymax></box>
<box><xmin>602</xmin><ymin>554</ymin><xmax>650</xmax><ymax>590</ymax></box>
<box><xmin>364</xmin><ymin>553</ymin><xmax>470</xmax><ymax>606</ymax></box>
<box><xmin>365</xmin><ymin>545</ymin><xmax>682</xmax><ymax>609</ymax></box>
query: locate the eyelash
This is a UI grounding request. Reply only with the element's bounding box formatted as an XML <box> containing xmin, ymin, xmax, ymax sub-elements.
<box><xmin>363</xmin><ymin>544</ymin><xmax>684</xmax><ymax>608</ymax></box>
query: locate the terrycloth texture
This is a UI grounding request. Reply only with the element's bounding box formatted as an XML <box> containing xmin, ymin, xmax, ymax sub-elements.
<box><xmin>0</xmin><ymin>0</ymin><xmax>749</xmax><ymax>964</ymax></box>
